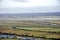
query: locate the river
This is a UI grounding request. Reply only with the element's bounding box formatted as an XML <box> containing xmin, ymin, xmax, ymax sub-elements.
<box><xmin>0</xmin><ymin>17</ymin><xmax>60</xmax><ymax>20</ymax></box>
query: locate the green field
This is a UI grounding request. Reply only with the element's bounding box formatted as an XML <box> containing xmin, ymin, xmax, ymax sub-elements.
<box><xmin>17</xmin><ymin>27</ymin><xmax>60</xmax><ymax>32</ymax></box>
<box><xmin>0</xmin><ymin>20</ymin><xmax>60</xmax><ymax>39</ymax></box>
<box><xmin>0</xmin><ymin>38</ymin><xmax>17</xmax><ymax>40</ymax></box>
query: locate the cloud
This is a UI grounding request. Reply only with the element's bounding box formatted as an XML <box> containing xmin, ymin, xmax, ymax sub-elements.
<box><xmin>0</xmin><ymin>0</ymin><xmax>59</xmax><ymax>8</ymax></box>
<box><xmin>0</xmin><ymin>0</ymin><xmax>60</xmax><ymax>13</ymax></box>
<box><xmin>14</xmin><ymin>0</ymin><xmax>29</xmax><ymax>2</ymax></box>
<box><xmin>0</xmin><ymin>6</ymin><xmax>60</xmax><ymax>13</ymax></box>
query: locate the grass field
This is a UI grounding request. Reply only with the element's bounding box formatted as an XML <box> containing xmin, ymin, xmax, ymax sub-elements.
<box><xmin>0</xmin><ymin>38</ymin><xmax>17</xmax><ymax>40</ymax></box>
<box><xmin>0</xmin><ymin>20</ymin><xmax>60</xmax><ymax>39</ymax></box>
<box><xmin>17</xmin><ymin>27</ymin><xmax>60</xmax><ymax>32</ymax></box>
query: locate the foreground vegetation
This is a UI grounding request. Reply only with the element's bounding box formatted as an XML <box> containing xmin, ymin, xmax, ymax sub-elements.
<box><xmin>17</xmin><ymin>27</ymin><xmax>60</xmax><ymax>32</ymax></box>
<box><xmin>0</xmin><ymin>20</ymin><xmax>60</xmax><ymax>39</ymax></box>
<box><xmin>0</xmin><ymin>38</ymin><xmax>17</xmax><ymax>40</ymax></box>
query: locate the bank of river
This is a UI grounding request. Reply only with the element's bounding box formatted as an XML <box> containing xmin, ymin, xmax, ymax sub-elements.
<box><xmin>0</xmin><ymin>33</ymin><xmax>60</xmax><ymax>40</ymax></box>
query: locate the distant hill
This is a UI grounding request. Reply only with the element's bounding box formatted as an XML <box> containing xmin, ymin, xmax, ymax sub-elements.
<box><xmin>0</xmin><ymin>12</ymin><xmax>60</xmax><ymax>17</ymax></box>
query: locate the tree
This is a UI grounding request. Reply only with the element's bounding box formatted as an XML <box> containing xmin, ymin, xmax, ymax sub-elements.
<box><xmin>12</xmin><ymin>26</ymin><xmax>16</xmax><ymax>30</ymax></box>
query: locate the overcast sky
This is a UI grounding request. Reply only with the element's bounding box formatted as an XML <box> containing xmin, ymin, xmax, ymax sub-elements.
<box><xmin>0</xmin><ymin>0</ymin><xmax>60</xmax><ymax>13</ymax></box>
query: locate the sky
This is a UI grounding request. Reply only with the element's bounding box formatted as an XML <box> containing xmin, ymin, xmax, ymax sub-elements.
<box><xmin>0</xmin><ymin>0</ymin><xmax>60</xmax><ymax>13</ymax></box>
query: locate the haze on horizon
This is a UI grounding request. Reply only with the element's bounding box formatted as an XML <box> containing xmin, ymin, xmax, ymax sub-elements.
<box><xmin>0</xmin><ymin>0</ymin><xmax>60</xmax><ymax>13</ymax></box>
